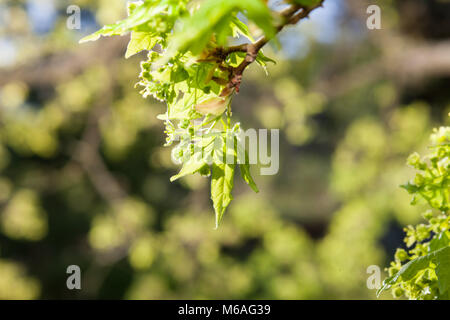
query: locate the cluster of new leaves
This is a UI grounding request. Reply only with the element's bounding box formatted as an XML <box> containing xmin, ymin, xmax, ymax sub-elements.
<box><xmin>378</xmin><ymin>127</ymin><xmax>450</xmax><ymax>299</ymax></box>
<box><xmin>80</xmin><ymin>0</ymin><xmax>323</xmax><ymax>227</ymax></box>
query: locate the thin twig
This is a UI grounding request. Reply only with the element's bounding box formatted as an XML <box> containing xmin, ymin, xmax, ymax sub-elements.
<box><xmin>218</xmin><ymin>1</ymin><xmax>325</xmax><ymax>96</ymax></box>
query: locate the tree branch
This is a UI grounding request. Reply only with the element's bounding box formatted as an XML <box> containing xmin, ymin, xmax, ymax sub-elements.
<box><xmin>218</xmin><ymin>1</ymin><xmax>325</xmax><ymax>96</ymax></box>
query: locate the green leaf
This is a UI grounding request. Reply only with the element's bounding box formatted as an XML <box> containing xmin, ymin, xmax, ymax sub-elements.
<box><xmin>165</xmin><ymin>91</ymin><xmax>211</xmax><ymax>120</ymax></box>
<box><xmin>80</xmin><ymin>0</ymin><xmax>186</xmax><ymax>43</ymax></box>
<box><xmin>378</xmin><ymin>246</ymin><xmax>450</xmax><ymax>297</ymax></box>
<box><xmin>211</xmin><ymin>162</ymin><xmax>235</xmax><ymax>229</ymax></box>
<box><xmin>400</xmin><ymin>182</ymin><xmax>419</xmax><ymax>194</ymax></box>
<box><xmin>126</xmin><ymin>32</ymin><xmax>157</xmax><ymax>59</ymax></box>
<box><xmin>166</xmin><ymin>0</ymin><xmax>235</xmax><ymax>57</ymax></box>
<box><xmin>170</xmin><ymin>157</ymin><xmax>206</xmax><ymax>182</ymax></box>
<box><xmin>79</xmin><ymin>2</ymin><xmax>154</xmax><ymax>43</ymax></box>
<box><xmin>240</xmin><ymin>163</ymin><xmax>259</xmax><ymax>193</ymax></box>
<box><xmin>255</xmin><ymin>51</ymin><xmax>276</xmax><ymax>74</ymax></box>
<box><xmin>201</xmin><ymin>133</ymin><xmax>221</xmax><ymax>165</ymax></box>
<box><xmin>256</xmin><ymin>51</ymin><xmax>276</xmax><ymax>66</ymax></box>
<box><xmin>170</xmin><ymin>66</ymin><xmax>189</xmax><ymax>84</ymax></box>
<box><xmin>376</xmin><ymin>276</ymin><xmax>395</xmax><ymax>298</ymax></box>
<box><xmin>235</xmin><ymin>130</ymin><xmax>259</xmax><ymax>192</ymax></box>
<box><xmin>231</xmin><ymin>16</ymin><xmax>255</xmax><ymax>41</ymax></box>
<box><xmin>435</xmin><ymin>247</ymin><xmax>450</xmax><ymax>295</ymax></box>
<box><xmin>430</xmin><ymin>232</ymin><xmax>450</xmax><ymax>252</ymax></box>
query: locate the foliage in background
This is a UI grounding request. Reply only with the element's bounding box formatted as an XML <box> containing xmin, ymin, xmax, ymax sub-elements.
<box><xmin>379</xmin><ymin>127</ymin><xmax>450</xmax><ymax>300</ymax></box>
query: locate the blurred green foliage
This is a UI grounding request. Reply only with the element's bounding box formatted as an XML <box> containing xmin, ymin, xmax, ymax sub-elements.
<box><xmin>0</xmin><ymin>0</ymin><xmax>449</xmax><ymax>299</ymax></box>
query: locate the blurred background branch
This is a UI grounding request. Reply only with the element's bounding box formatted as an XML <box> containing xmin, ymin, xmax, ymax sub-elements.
<box><xmin>72</xmin><ymin>88</ymin><xmax>127</xmax><ymax>204</ymax></box>
<box><xmin>0</xmin><ymin>38</ymin><xmax>127</xmax><ymax>87</ymax></box>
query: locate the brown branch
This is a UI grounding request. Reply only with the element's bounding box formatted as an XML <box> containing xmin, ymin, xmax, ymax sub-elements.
<box><xmin>219</xmin><ymin>1</ymin><xmax>325</xmax><ymax>96</ymax></box>
<box><xmin>220</xmin><ymin>43</ymin><xmax>249</xmax><ymax>56</ymax></box>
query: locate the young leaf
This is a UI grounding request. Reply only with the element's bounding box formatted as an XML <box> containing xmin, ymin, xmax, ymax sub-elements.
<box><xmin>240</xmin><ymin>163</ymin><xmax>259</xmax><ymax>193</ymax></box>
<box><xmin>236</xmin><ymin>132</ymin><xmax>259</xmax><ymax>192</ymax></box>
<box><xmin>165</xmin><ymin>0</ymin><xmax>236</xmax><ymax>58</ymax></box>
<box><xmin>126</xmin><ymin>32</ymin><xmax>157</xmax><ymax>59</ymax></box>
<box><xmin>231</xmin><ymin>16</ymin><xmax>255</xmax><ymax>41</ymax></box>
<box><xmin>378</xmin><ymin>246</ymin><xmax>450</xmax><ymax>297</ymax></box>
<box><xmin>435</xmin><ymin>247</ymin><xmax>450</xmax><ymax>296</ymax></box>
<box><xmin>170</xmin><ymin>157</ymin><xmax>206</xmax><ymax>182</ymax></box>
<box><xmin>256</xmin><ymin>51</ymin><xmax>276</xmax><ymax>66</ymax></box>
<box><xmin>429</xmin><ymin>232</ymin><xmax>450</xmax><ymax>252</ymax></box>
<box><xmin>211</xmin><ymin>162</ymin><xmax>235</xmax><ymax>229</ymax></box>
<box><xmin>79</xmin><ymin>2</ymin><xmax>154</xmax><ymax>43</ymax></box>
